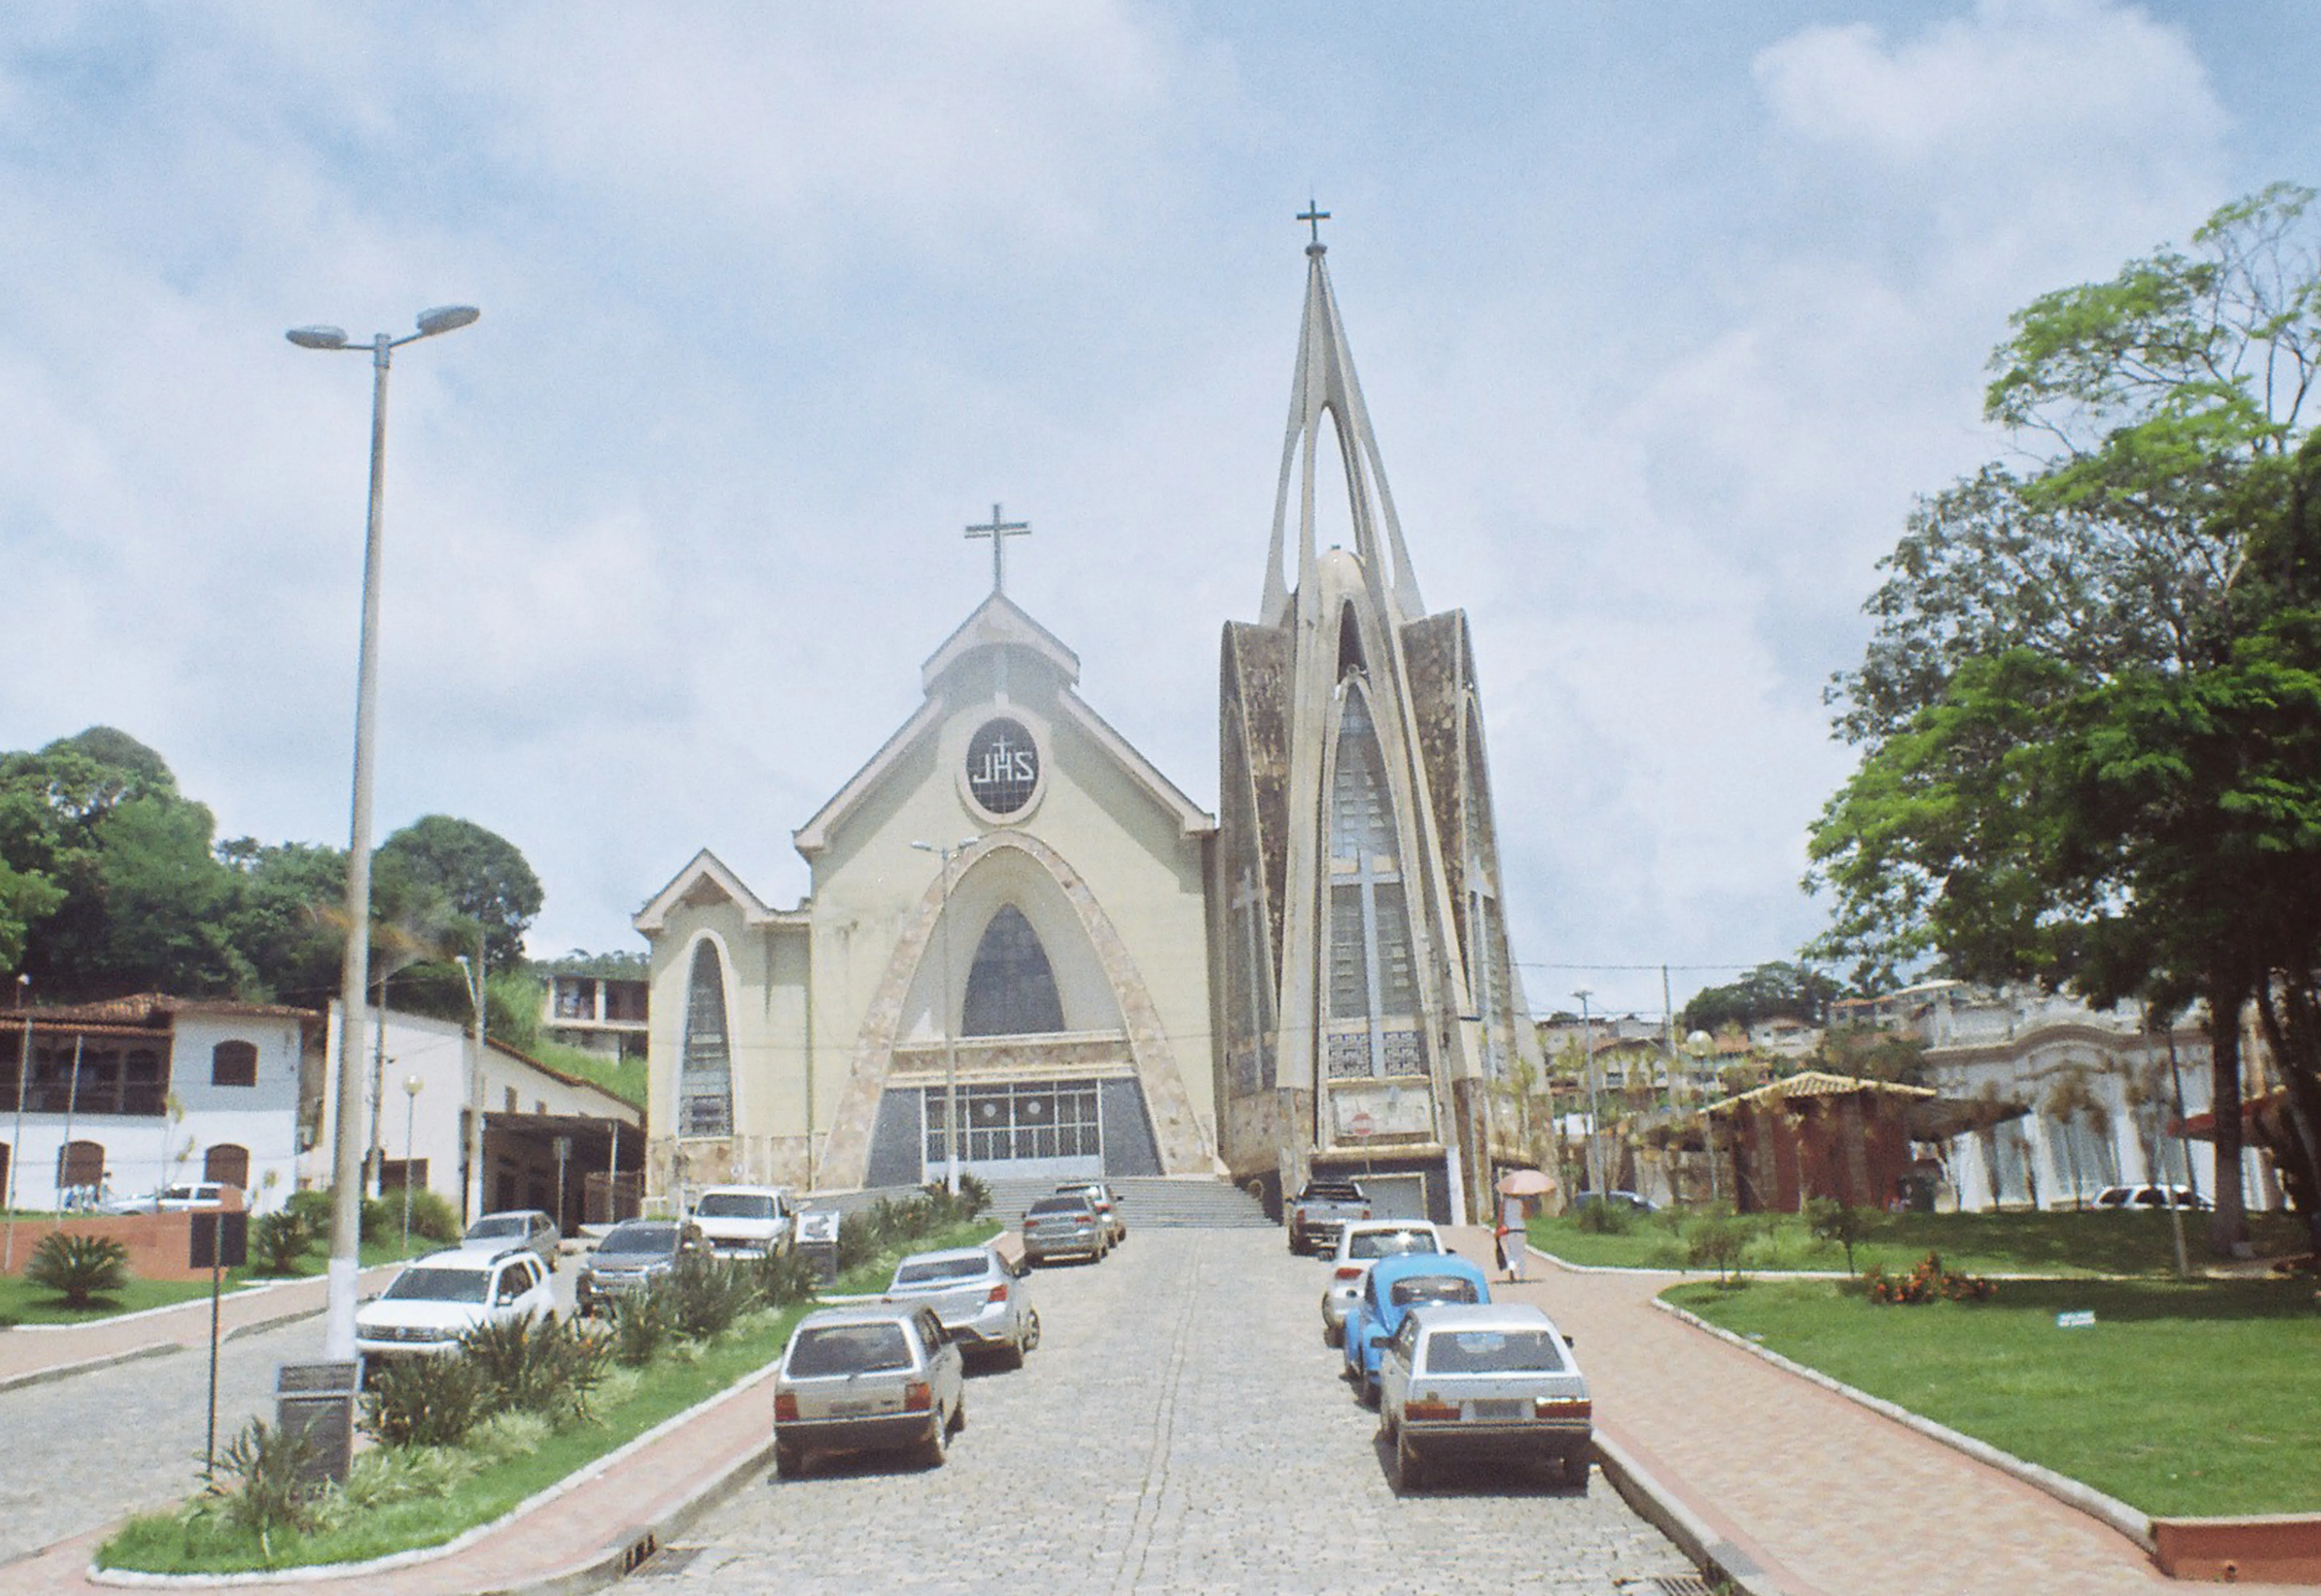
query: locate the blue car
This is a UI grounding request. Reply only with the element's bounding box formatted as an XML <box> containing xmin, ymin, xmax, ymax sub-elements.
<box><xmin>1341</xmin><ymin>1251</ymin><xmax>1492</xmax><ymax>1405</ymax></box>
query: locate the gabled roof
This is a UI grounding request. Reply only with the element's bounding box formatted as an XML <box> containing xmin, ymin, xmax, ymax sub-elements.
<box><xmin>1701</xmin><ymin>1070</ymin><xmax>1937</xmax><ymax>1115</ymax></box>
<box><xmin>920</xmin><ymin>591</ymin><xmax>1079</xmax><ymax>691</ymax></box>
<box><xmin>632</xmin><ymin>848</ymin><xmax>799</xmax><ymax>935</ymax></box>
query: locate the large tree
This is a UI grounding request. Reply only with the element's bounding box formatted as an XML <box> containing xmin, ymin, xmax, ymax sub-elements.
<box><xmin>1679</xmin><ymin>961</ymin><xmax>1840</xmax><ymax>1034</ymax></box>
<box><xmin>374</xmin><ymin>814</ymin><xmax>543</xmax><ymax>970</ymax></box>
<box><xmin>1809</xmin><ymin>186</ymin><xmax>2321</xmax><ymax>1256</ymax></box>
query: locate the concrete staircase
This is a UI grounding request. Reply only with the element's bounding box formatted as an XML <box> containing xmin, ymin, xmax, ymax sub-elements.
<box><xmin>984</xmin><ymin>1175</ymin><xmax>1275</xmax><ymax>1230</ymax></box>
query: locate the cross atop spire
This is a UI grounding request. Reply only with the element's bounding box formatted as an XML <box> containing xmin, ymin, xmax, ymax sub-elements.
<box><xmin>1297</xmin><ymin>196</ymin><xmax>1331</xmax><ymax>254</ymax></box>
<box><xmin>965</xmin><ymin>502</ymin><xmax>1031</xmax><ymax>593</ymax></box>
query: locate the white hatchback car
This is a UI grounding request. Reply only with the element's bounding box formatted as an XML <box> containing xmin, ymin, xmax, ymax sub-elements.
<box><xmin>355</xmin><ymin>1247</ymin><xmax>557</xmax><ymax>1362</ymax></box>
<box><xmin>1321</xmin><ymin>1220</ymin><xmax>1444</xmax><ymax>1347</ymax></box>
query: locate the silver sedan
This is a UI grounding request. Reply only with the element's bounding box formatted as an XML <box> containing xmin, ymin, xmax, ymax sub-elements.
<box><xmin>884</xmin><ymin>1246</ymin><xmax>1041</xmax><ymax>1368</ymax></box>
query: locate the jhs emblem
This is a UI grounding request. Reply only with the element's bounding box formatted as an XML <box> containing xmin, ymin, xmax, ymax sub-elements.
<box><xmin>966</xmin><ymin>718</ymin><xmax>1039</xmax><ymax>815</ymax></box>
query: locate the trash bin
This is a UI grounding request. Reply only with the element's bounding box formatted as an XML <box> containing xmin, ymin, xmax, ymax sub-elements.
<box><xmin>275</xmin><ymin>1360</ymin><xmax>358</xmax><ymax>1489</ymax></box>
<box><xmin>793</xmin><ymin>1210</ymin><xmax>841</xmax><ymax>1285</ymax></box>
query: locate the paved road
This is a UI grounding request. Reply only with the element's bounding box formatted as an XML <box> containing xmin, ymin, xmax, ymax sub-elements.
<box><xmin>650</xmin><ymin>1229</ymin><xmax>1695</xmax><ymax>1596</ymax></box>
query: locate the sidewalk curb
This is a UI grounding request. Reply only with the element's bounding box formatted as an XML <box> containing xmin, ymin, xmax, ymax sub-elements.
<box><xmin>0</xmin><ymin>1341</ymin><xmax>183</xmax><ymax>1394</ymax></box>
<box><xmin>1592</xmin><ymin>1432</ymin><xmax>1795</xmax><ymax>1596</ymax></box>
<box><xmin>1651</xmin><ymin>1295</ymin><xmax>2158</xmax><ymax>1555</ymax></box>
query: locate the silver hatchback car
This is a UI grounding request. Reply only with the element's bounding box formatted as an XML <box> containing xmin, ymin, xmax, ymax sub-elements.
<box><xmin>1377</xmin><ymin>1301</ymin><xmax>1592</xmax><ymax>1493</ymax></box>
<box><xmin>1021</xmin><ymin>1193</ymin><xmax>1110</xmax><ymax>1265</ymax></box>
<box><xmin>885</xmin><ymin>1246</ymin><xmax>1040</xmax><ymax>1368</ymax></box>
<box><xmin>774</xmin><ymin>1303</ymin><xmax>966</xmax><ymax>1478</ymax></box>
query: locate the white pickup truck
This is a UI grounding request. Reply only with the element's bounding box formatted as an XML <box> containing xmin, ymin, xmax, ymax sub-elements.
<box><xmin>686</xmin><ymin>1185</ymin><xmax>794</xmax><ymax>1259</ymax></box>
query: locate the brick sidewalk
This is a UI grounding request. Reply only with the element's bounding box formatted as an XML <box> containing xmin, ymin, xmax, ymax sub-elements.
<box><xmin>0</xmin><ymin>1267</ymin><xmax>402</xmax><ymax>1390</ymax></box>
<box><xmin>1448</xmin><ymin>1228</ymin><xmax>2304</xmax><ymax>1596</ymax></box>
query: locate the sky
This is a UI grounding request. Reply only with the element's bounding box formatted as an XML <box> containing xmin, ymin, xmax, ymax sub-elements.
<box><xmin>2</xmin><ymin>2</ymin><xmax>2316</xmax><ymax>1021</ymax></box>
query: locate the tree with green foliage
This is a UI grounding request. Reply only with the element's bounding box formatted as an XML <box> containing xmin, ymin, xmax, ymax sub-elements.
<box><xmin>1680</xmin><ymin>961</ymin><xmax>1841</xmax><ymax>1034</ymax></box>
<box><xmin>1808</xmin><ymin>184</ymin><xmax>2321</xmax><ymax>1258</ymax></box>
<box><xmin>375</xmin><ymin>815</ymin><xmax>543</xmax><ymax>970</ymax></box>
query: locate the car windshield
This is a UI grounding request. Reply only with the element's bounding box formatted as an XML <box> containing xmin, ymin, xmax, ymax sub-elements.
<box><xmin>789</xmin><ymin>1323</ymin><xmax>913</xmax><ymax>1376</ymax></box>
<box><xmin>598</xmin><ymin>1225</ymin><xmax>676</xmax><ymax>1257</ymax></box>
<box><xmin>1390</xmin><ymin>1276</ymin><xmax>1481</xmax><ymax>1308</ymax></box>
<box><xmin>383</xmin><ymin>1267</ymin><xmax>488</xmax><ymax>1304</ymax></box>
<box><xmin>162</xmin><ymin>1187</ymin><xmax>200</xmax><ymax>1203</ymax></box>
<box><xmin>1028</xmin><ymin>1198</ymin><xmax>1091</xmax><ymax>1217</ymax></box>
<box><xmin>696</xmin><ymin>1194</ymin><xmax>778</xmax><ymax>1219</ymax></box>
<box><xmin>893</xmin><ymin>1257</ymin><xmax>988</xmax><ymax>1285</ymax></box>
<box><xmin>1422</xmin><ymin>1328</ymin><xmax>1566</xmax><ymax>1374</ymax></box>
<box><xmin>1350</xmin><ymin>1230</ymin><xmax>1438</xmax><ymax>1260</ymax></box>
<box><xmin>465</xmin><ymin>1217</ymin><xmax>525</xmax><ymax>1239</ymax></box>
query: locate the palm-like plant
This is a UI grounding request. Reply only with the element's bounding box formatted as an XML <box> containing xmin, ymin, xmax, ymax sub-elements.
<box><xmin>26</xmin><ymin>1232</ymin><xmax>129</xmax><ymax>1307</ymax></box>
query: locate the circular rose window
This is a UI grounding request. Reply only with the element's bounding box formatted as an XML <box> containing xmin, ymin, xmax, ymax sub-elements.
<box><xmin>964</xmin><ymin>717</ymin><xmax>1040</xmax><ymax>816</ymax></box>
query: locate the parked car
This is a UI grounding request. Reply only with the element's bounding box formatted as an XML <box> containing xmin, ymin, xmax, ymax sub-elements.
<box><xmin>687</xmin><ymin>1185</ymin><xmax>795</xmax><ymax>1259</ymax></box>
<box><xmin>883</xmin><ymin>1246</ymin><xmax>1040</xmax><ymax>1368</ymax></box>
<box><xmin>99</xmin><ymin>1181</ymin><xmax>234</xmax><ymax>1215</ymax></box>
<box><xmin>1021</xmin><ymin>1193</ymin><xmax>1109</xmax><ymax>1266</ymax></box>
<box><xmin>460</xmin><ymin>1209</ymin><xmax>560</xmax><ymax>1271</ymax></box>
<box><xmin>1288</xmin><ymin>1178</ymin><xmax>1372</xmax><ymax>1256</ymax></box>
<box><xmin>574</xmin><ymin>1218</ymin><xmax>707</xmax><ymax>1316</ymax></box>
<box><xmin>1052</xmin><ymin>1180</ymin><xmax>1127</xmax><ymax>1245</ymax></box>
<box><xmin>355</xmin><ymin>1246</ymin><xmax>556</xmax><ymax>1363</ymax></box>
<box><xmin>1342</xmin><ymin>1251</ymin><xmax>1493</xmax><ymax>1406</ymax></box>
<box><xmin>2091</xmin><ymin>1184</ymin><xmax>2210</xmax><ymax>1212</ymax></box>
<box><xmin>1320</xmin><ymin>1220</ymin><xmax>1444</xmax><ymax>1347</ymax></box>
<box><xmin>1377</xmin><ymin>1301</ymin><xmax>1591</xmax><ymax>1492</ymax></box>
<box><xmin>773</xmin><ymin>1302</ymin><xmax>966</xmax><ymax>1478</ymax></box>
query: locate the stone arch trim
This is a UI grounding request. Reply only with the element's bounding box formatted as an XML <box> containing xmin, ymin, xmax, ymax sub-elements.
<box><xmin>819</xmin><ymin>833</ymin><xmax>1214</xmax><ymax>1184</ymax></box>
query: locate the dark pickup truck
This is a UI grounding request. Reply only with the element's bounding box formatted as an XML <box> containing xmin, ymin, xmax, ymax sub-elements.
<box><xmin>1288</xmin><ymin>1178</ymin><xmax>1373</xmax><ymax>1256</ymax></box>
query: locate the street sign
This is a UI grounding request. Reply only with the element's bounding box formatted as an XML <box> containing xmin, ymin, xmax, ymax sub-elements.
<box><xmin>1349</xmin><ymin>1111</ymin><xmax>1375</xmax><ymax>1138</ymax></box>
<box><xmin>189</xmin><ymin>1212</ymin><xmax>247</xmax><ymax>1270</ymax></box>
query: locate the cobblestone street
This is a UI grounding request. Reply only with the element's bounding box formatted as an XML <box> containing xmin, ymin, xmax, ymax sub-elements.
<box><xmin>654</xmin><ymin>1229</ymin><xmax>1694</xmax><ymax>1596</ymax></box>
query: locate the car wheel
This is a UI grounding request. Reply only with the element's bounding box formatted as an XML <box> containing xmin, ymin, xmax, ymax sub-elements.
<box><xmin>951</xmin><ymin>1396</ymin><xmax>967</xmax><ymax>1435</ymax></box>
<box><xmin>1393</xmin><ymin>1430</ymin><xmax>1426</xmax><ymax>1493</ymax></box>
<box><xmin>775</xmin><ymin>1441</ymin><xmax>805</xmax><ymax>1480</ymax></box>
<box><xmin>919</xmin><ymin>1414</ymin><xmax>949</xmax><ymax>1469</ymax></box>
<box><xmin>1021</xmin><ymin>1308</ymin><xmax>1040</xmax><ymax>1354</ymax></box>
<box><xmin>1323</xmin><ymin>1320</ymin><xmax>1343</xmax><ymax>1349</ymax></box>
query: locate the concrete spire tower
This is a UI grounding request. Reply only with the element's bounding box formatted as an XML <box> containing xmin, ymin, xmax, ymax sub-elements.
<box><xmin>1215</xmin><ymin>221</ymin><xmax>1542</xmax><ymax>1225</ymax></box>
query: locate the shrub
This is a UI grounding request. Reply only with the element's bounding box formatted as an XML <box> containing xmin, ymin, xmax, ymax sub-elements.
<box><xmin>752</xmin><ymin>1248</ymin><xmax>820</xmax><ymax>1309</ymax></box>
<box><xmin>357</xmin><ymin>1197</ymin><xmax>393</xmax><ymax>1246</ymax></box>
<box><xmin>332</xmin><ymin>1443</ymin><xmax>471</xmax><ymax>1516</ymax></box>
<box><xmin>609</xmin><ymin>1288</ymin><xmax>672</xmax><ymax>1367</ymax></box>
<box><xmin>1570</xmin><ymin>1197</ymin><xmax>1635</xmax><ymax>1235</ymax></box>
<box><xmin>462</xmin><ymin>1409</ymin><xmax>553</xmax><ymax>1464</ymax></box>
<box><xmin>27</xmin><ymin>1231</ymin><xmax>130</xmax><ymax>1307</ymax></box>
<box><xmin>460</xmin><ymin>1313</ymin><xmax>612</xmax><ymax>1424</ymax></box>
<box><xmin>836</xmin><ymin>1211</ymin><xmax>878</xmax><ymax>1273</ymax></box>
<box><xmin>1685</xmin><ymin>1216</ymin><xmax>1748</xmax><ymax>1285</ymax></box>
<box><xmin>284</xmin><ymin>1188</ymin><xmax>334</xmax><ymax>1238</ymax></box>
<box><xmin>249</xmin><ymin>1212</ymin><xmax>312</xmax><ymax>1277</ymax></box>
<box><xmin>209</xmin><ymin>1419</ymin><xmax>323</xmax><ymax>1564</ymax></box>
<box><xmin>664</xmin><ymin>1255</ymin><xmax>761</xmax><ymax>1341</ymax></box>
<box><xmin>955</xmin><ymin>1171</ymin><xmax>992</xmax><ymax>1220</ymax></box>
<box><xmin>402</xmin><ymin>1187</ymin><xmax>462</xmax><ymax>1244</ymax></box>
<box><xmin>1863</xmin><ymin>1251</ymin><xmax>1995</xmax><ymax>1305</ymax></box>
<box><xmin>1804</xmin><ymin>1197</ymin><xmax>1869</xmax><ymax>1275</ymax></box>
<box><xmin>361</xmin><ymin>1354</ymin><xmax>485</xmax><ymax>1448</ymax></box>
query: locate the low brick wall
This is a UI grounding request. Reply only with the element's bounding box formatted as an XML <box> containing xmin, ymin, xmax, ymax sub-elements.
<box><xmin>1</xmin><ymin>1210</ymin><xmax>228</xmax><ymax>1283</ymax></box>
<box><xmin>2153</xmin><ymin>1514</ymin><xmax>2321</xmax><ymax>1584</ymax></box>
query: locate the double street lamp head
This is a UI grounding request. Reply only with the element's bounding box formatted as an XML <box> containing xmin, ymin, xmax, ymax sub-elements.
<box><xmin>285</xmin><ymin>305</ymin><xmax>480</xmax><ymax>353</ymax></box>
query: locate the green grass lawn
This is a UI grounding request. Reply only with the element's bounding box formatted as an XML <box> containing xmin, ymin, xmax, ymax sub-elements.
<box><xmin>98</xmin><ymin>1213</ymin><xmax>1006</xmax><ymax>1574</ymax></box>
<box><xmin>1529</xmin><ymin>1206</ymin><xmax>2309</xmax><ymax>1278</ymax></box>
<box><xmin>0</xmin><ymin>1230</ymin><xmax>442</xmax><ymax>1328</ymax></box>
<box><xmin>1667</xmin><ymin>1275</ymin><xmax>2321</xmax><ymax>1518</ymax></box>
<box><xmin>528</xmin><ymin>1039</ymin><xmax>646</xmax><ymax>1109</ymax></box>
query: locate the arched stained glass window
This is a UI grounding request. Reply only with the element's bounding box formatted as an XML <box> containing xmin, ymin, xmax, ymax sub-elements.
<box><xmin>679</xmin><ymin>942</ymin><xmax>734</xmax><ymax>1137</ymax></box>
<box><xmin>1324</xmin><ymin>685</ymin><xmax>1424</xmax><ymax>1079</ymax></box>
<box><xmin>960</xmin><ymin>905</ymin><xmax>1066</xmax><ymax>1037</ymax></box>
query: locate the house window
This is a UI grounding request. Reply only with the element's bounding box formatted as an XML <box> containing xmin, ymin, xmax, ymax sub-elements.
<box><xmin>56</xmin><ymin>1139</ymin><xmax>104</xmax><ymax>1193</ymax></box>
<box><xmin>212</xmin><ymin>1040</ymin><xmax>258</xmax><ymax>1088</ymax></box>
<box><xmin>203</xmin><ymin>1144</ymin><xmax>250</xmax><ymax>1191</ymax></box>
<box><xmin>960</xmin><ymin>905</ymin><xmax>1066</xmax><ymax>1036</ymax></box>
<box><xmin>378</xmin><ymin>1158</ymin><xmax>428</xmax><ymax>1191</ymax></box>
<box><xmin>679</xmin><ymin>941</ymin><xmax>734</xmax><ymax>1137</ymax></box>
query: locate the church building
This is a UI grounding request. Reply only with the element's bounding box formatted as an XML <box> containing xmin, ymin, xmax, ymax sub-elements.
<box><xmin>634</xmin><ymin>554</ymin><xmax>1221</xmax><ymax>1199</ymax></box>
<box><xmin>1211</xmin><ymin>230</ymin><xmax>1542</xmax><ymax>1226</ymax></box>
<box><xmin>636</xmin><ymin>227</ymin><xmax>1538</xmax><ymax>1221</ymax></box>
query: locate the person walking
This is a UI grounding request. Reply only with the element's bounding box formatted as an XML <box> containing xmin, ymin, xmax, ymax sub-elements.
<box><xmin>1497</xmin><ymin>1192</ymin><xmax>1528</xmax><ymax>1283</ymax></box>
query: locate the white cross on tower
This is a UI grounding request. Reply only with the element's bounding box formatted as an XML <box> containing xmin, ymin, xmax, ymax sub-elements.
<box><xmin>965</xmin><ymin>503</ymin><xmax>1031</xmax><ymax>593</ymax></box>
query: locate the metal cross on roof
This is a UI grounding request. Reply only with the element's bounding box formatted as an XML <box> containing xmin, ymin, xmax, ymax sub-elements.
<box><xmin>1297</xmin><ymin>198</ymin><xmax>1331</xmax><ymax>247</ymax></box>
<box><xmin>965</xmin><ymin>502</ymin><xmax>1031</xmax><ymax>593</ymax></box>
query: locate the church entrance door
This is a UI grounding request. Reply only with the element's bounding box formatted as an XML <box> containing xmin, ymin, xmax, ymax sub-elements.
<box><xmin>923</xmin><ymin>1081</ymin><xmax>1104</xmax><ymax>1183</ymax></box>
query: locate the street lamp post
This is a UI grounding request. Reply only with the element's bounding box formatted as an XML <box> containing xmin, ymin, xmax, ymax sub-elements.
<box><xmin>1575</xmin><ymin>990</ymin><xmax>1600</xmax><ymax>1196</ymax></box>
<box><xmin>399</xmin><ymin>1075</ymin><xmax>423</xmax><ymax>1253</ymax></box>
<box><xmin>289</xmin><ymin>303</ymin><xmax>480</xmax><ymax>1360</ymax></box>
<box><xmin>911</xmin><ymin>839</ymin><xmax>980</xmax><ymax>1196</ymax></box>
<box><xmin>5</xmin><ymin>975</ymin><xmax>29</xmax><ymax>1272</ymax></box>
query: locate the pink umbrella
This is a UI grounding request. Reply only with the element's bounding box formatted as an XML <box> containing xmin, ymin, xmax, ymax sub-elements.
<box><xmin>1495</xmin><ymin>1168</ymin><xmax>1556</xmax><ymax>1197</ymax></box>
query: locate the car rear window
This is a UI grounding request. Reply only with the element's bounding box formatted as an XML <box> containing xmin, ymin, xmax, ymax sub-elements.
<box><xmin>1349</xmin><ymin>1230</ymin><xmax>1438</xmax><ymax>1260</ymax></box>
<box><xmin>789</xmin><ymin>1323</ymin><xmax>914</xmax><ymax>1376</ymax></box>
<box><xmin>894</xmin><ymin>1256</ymin><xmax>988</xmax><ymax>1285</ymax></box>
<box><xmin>1422</xmin><ymin>1328</ymin><xmax>1565</xmax><ymax>1374</ymax></box>
<box><xmin>1305</xmin><ymin>1183</ymin><xmax>1365</xmax><ymax>1202</ymax></box>
<box><xmin>598</xmin><ymin>1224</ymin><xmax>677</xmax><ymax>1256</ymax></box>
<box><xmin>1028</xmin><ymin>1198</ymin><xmax>1092</xmax><ymax>1216</ymax></box>
<box><xmin>1390</xmin><ymin>1276</ymin><xmax>1481</xmax><ymax>1308</ymax></box>
<box><xmin>383</xmin><ymin>1267</ymin><xmax>488</xmax><ymax>1304</ymax></box>
<box><xmin>466</xmin><ymin>1217</ymin><xmax>525</xmax><ymax>1238</ymax></box>
<box><xmin>696</xmin><ymin>1193</ymin><xmax>778</xmax><ymax>1219</ymax></box>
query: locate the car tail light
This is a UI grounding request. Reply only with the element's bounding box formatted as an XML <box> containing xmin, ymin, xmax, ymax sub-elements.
<box><xmin>1405</xmin><ymin>1400</ymin><xmax>1459</xmax><ymax>1422</ymax></box>
<box><xmin>1334</xmin><ymin>1265</ymin><xmax>1363</xmax><ymax>1282</ymax></box>
<box><xmin>774</xmin><ymin>1391</ymin><xmax>799</xmax><ymax>1422</ymax></box>
<box><xmin>1023</xmin><ymin>1217</ymin><xmax>1040</xmax><ymax>1230</ymax></box>
<box><xmin>987</xmin><ymin>1283</ymin><xmax>1009</xmax><ymax>1303</ymax></box>
<box><xmin>1536</xmin><ymin>1398</ymin><xmax>1592</xmax><ymax>1420</ymax></box>
<box><xmin>903</xmin><ymin>1381</ymin><xmax>932</xmax><ymax>1412</ymax></box>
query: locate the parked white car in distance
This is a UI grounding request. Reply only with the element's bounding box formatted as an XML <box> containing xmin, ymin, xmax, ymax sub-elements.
<box><xmin>1321</xmin><ymin>1220</ymin><xmax>1444</xmax><ymax>1347</ymax></box>
<box><xmin>687</xmin><ymin>1185</ymin><xmax>794</xmax><ymax>1259</ymax></box>
<box><xmin>355</xmin><ymin>1247</ymin><xmax>556</xmax><ymax>1363</ymax></box>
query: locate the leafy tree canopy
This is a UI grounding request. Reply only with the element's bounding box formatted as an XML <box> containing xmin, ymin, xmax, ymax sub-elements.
<box><xmin>1679</xmin><ymin>961</ymin><xmax>1840</xmax><ymax>1035</ymax></box>
<box><xmin>375</xmin><ymin>814</ymin><xmax>542</xmax><ymax>970</ymax></box>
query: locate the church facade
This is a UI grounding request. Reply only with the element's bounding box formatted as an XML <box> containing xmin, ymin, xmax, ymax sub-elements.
<box><xmin>635</xmin><ymin>591</ymin><xmax>1220</xmax><ymax>1201</ymax></box>
<box><xmin>1211</xmin><ymin>236</ymin><xmax>1541</xmax><ymax>1226</ymax></box>
<box><xmin>637</xmin><ymin>233</ymin><xmax>1536</xmax><ymax>1219</ymax></box>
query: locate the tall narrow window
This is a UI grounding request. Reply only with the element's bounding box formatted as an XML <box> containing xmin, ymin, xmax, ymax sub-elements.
<box><xmin>961</xmin><ymin>905</ymin><xmax>1066</xmax><ymax>1037</ymax></box>
<box><xmin>679</xmin><ymin>942</ymin><xmax>734</xmax><ymax>1138</ymax></box>
<box><xmin>1324</xmin><ymin>686</ymin><xmax>1425</xmax><ymax>1079</ymax></box>
<box><xmin>212</xmin><ymin>1041</ymin><xmax>258</xmax><ymax>1087</ymax></box>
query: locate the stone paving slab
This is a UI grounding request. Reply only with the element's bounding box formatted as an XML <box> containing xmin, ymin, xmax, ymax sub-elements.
<box><xmin>1483</xmin><ymin>1230</ymin><xmax>2310</xmax><ymax>1596</ymax></box>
